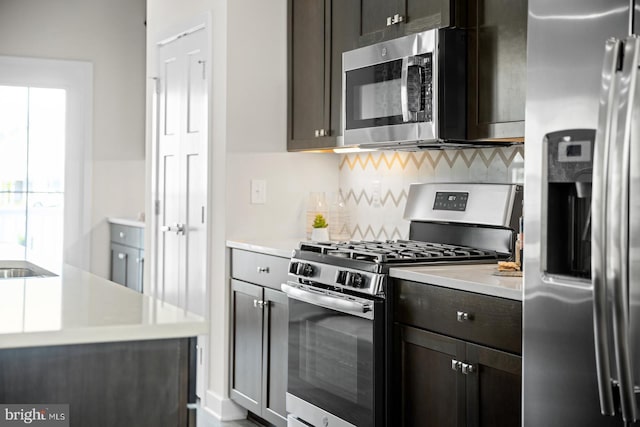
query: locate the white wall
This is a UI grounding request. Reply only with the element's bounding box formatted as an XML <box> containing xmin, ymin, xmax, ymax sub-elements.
<box><xmin>0</xmin><ymin>0</ymin><xmax>147</xmax><ymax>277</ymax></box>
<box><xmin>146</xmin><ymin>0</ymin><xmax>339</xmax><ymax>421</ymax></box>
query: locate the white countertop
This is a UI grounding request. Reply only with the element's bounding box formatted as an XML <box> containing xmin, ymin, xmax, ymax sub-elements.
<box><xmin>0</xmin><ymin>264</ymin><xmax>206</xmax><ymax>349</ymax></box>
<box><xmin>389</xmin><ymin>263</ymin><xmax>522</xmax><ymax>301</ymax></box>
<box><xmin>226</xmin><ymin>238</ymin><xmax>302</xmax><ymax>258</ymax></box>
<box><xmin>108</xmin><ymin>217</ymin><xmax>145</xmax><ymax>228</ymax></box>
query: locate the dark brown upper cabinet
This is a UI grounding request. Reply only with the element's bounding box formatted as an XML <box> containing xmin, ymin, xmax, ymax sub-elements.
<box><xmin>358</xmin><ymin>0</ymin><xmax>463</xmax><ymax>46</ymax></box>
<box><xmin>288</xmin><ymin>0</ymin><xmax>360</xmax><ymax>151</ymax></box>
<box><xmin>466</xmin><ymin>0</ymin><xmax>527</xmax><ymax>141</ymax></box>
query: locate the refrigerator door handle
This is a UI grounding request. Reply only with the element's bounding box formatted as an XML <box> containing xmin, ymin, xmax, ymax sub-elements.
<box><xmin>592</xmin><ymin>37</ymin><xmax>621</xmax><ymax>417</ymax></box>
<box><xmin>611</xmin><ymin>35</ymin><xmax>639</xmax><ymax>424</ymax></box>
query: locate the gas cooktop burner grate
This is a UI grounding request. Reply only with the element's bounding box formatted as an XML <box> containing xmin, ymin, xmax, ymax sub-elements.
<box><xmin>298</xmin><ymin>240</ymin><xmax>498</xmax><ymax>264</ymax></box>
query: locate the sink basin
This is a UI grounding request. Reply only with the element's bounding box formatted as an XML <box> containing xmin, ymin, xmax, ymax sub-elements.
<box><xmin>0</xmin><ymin>261</ymin><xmax>56</xmax><ymax>279</ymax></box>
<box><xmin>0</xmin><ymin>268</ymin><xmax>39</xmax><ymax>278</ymax></box>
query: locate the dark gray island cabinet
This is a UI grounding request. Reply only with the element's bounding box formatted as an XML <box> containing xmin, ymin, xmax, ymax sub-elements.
<box><xmin>0</xmin><ymin>263</ymin><xmax>206</xmax><ymax>427</ymax></box>
<box><xmin>0</xmin><ymin>338</ymin><xmax>193</xmax><ymax>427</ymax></box>
<box><xmin>391</xmin><ymin>277</ymin><xmax>522</xmax><ymax>427</ymax></box>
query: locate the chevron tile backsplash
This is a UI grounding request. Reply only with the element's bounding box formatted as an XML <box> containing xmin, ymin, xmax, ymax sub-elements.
<box><xmin>337</xmin><ymin>146</ymin><xmax>524</xmax><ymax>240</ymax></box>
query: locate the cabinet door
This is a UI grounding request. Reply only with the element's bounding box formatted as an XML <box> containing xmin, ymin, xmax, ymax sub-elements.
<box><xmin>230</xmin><ymin>279</ymin><xmax>264</xmax><ymax>414</ymax></box>
<box><xmin>289</xmin><ymin>0</ymin><xmax>328</xmax><ymax>148</ymax></box>
<box><xmin>397</xmin><ymin>324</ymin><xmax>467</xmax><ymax>427</ymax></box>
<box><xmin>329</xmin><ymin>0</ymin><xmax>360</xmax><ymax>140</ymax></box>
<box><xmin>467</xmin><ymin>0</ymin><xmax>527</xmax><ymax>140</ymax></box>
<box><xmin>359</xmin><ymin>0</ymin><xmax>400</xmax><ymax>45</ymax></box>
<box><xmin>402</xmin><ymin>0</ymin><xmax>459</xmax><ymax>35</ymax></box>
<box><xmin>261</xmin><ymin>288</ymin><xmax>289</xmax><ymax>427</ymax></box>
<box><xmin>110</xmin><ymin>243</ymin><xmax>140</xmax><ymax>290</ymax></box>
<box><xmin>465</xmin><ymin>343</ymin><xmax>521</xmax><ymax>427</ymax></box>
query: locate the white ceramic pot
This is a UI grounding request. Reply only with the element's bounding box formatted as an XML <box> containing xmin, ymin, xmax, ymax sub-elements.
<box><xmin>311</xmin><ymin>227</ymin><xmax>329</xmax><ymax>242</ymax></box>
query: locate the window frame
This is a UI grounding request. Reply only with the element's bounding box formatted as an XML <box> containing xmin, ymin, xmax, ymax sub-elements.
<box><xmin>0</xmin><ymin>56</ymin><xmax>93</xmax><ymax>270</ymax></box>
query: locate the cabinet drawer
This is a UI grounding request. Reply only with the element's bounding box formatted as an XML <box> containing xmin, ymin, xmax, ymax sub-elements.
<box><xmin>394</xmin><ymin>279</ymin><xmax>522</xmax><ymax>354</ymax></box>
<box><xmin>110</xmin><ymin>224</ymin><xmax>144</xmax><ymax>248</ymax></box>
<box><xmin>231</xmin><ymin>249</ymin><xmax>290</xmax><ymax>290</ymax></box>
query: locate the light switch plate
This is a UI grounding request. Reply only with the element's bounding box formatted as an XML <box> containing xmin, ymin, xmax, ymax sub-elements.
<box><xmin>251</xmin><ymin>179</ymin><xmax>267</xmax><ymax>204</ymax></box>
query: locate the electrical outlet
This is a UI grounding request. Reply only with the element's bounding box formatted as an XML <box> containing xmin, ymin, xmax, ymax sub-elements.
<box><xmin>251</xmin><ymin>179</ymin><xmax>267</xmax><ymax>204</ymax></box>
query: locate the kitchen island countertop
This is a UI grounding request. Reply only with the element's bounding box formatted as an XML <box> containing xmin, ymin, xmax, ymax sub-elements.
<box><xmin>389</xmin><ymin>263</ymin><xmax>522</xmax><ymax>301</ymax></box>
<box><xmin>0</xmin><ymin>264</ymin><xmax>206</xmax><ymax>349</ymax></box>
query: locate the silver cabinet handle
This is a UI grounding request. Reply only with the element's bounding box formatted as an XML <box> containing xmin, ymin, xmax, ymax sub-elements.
<box><xmin>314</xmin><ymin>129</ymin><xmax>320</xmax><ymax>137</ymax></box>
<box><xmin>456</xmin><ymin>311</ymin><xmax>472</xmax><ymax>322</ymax></box>
<box><xmin>253</xmin><ymin>299</ymin><xmax>267</xmax><ymax>309</ymax></box>
<box><xmin>461</xmin><ymin>363</ymin><xmax>475</xmax><ymax>375</ymax></box>
<box><xmin>451</xmin><ymin>359</ymin><xmax>462</xmax><ymax>372</ymax></box>
<box><xmin>257</xmin><ymin>266</ymin><xmax>270</xmax><ymax>274</ymax></box>
<box><xmin>592</xmin><ymin>37</ymin><xmax>619</xmax><ymax>418</ymax></box>
<box><xmin>117</xmin><ymin>253</ymin><xmax>126</xmax><ymax>260</ymax></box>
<box><xmin>386</xmin><ymin>14</ymin><xmax>404</xmax><ymax>26</ymax></box>
<box><xmin>119</xmin><ymin>231</ymin><xmax>125</xmax><ymax>239</ymax></box>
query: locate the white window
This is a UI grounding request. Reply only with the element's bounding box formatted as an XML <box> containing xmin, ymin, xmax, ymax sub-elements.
<box><xmin>0</xmin><ymin>57</ymin><xmax>92</xmax><ymax>273</ymax></box>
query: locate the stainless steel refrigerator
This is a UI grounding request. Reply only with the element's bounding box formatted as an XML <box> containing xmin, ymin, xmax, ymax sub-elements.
<box><xmin>524</xmin><ymin>0</ymin><xmax>640</xmax><ymax>425</ymax></box>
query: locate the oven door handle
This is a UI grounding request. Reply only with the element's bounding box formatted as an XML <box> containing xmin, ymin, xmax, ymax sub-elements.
<box><xmin>281</xmin><ymin>283</ymin><xmax>374</xmax><ymax>320</ymax></box>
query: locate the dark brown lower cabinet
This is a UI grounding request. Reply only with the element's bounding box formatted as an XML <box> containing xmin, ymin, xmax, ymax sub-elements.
<box><xmin>397</xmin><ymin>324</ymin><xmax>521</xmax><ymax>427</ymax></box>
<box><xmin>230</xmin><ymin>279</ymin><xmax>288</xmax><ymax>427</ymax></box>
<box><xmin>0</xmin><ymin>339</ymin><xmax>191</xmax><ymax>427</ymax></box>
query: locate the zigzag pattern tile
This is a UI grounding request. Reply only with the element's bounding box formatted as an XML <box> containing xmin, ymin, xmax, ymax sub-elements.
<box><xmin>339</xmin><ymin>146</ymin><xmax>524</xmax><ymax>171</ymax></box>
<box><xmin>350</xmin><ymin>224</ymin><xmax>405</xmax><ymax>241</ymax></box>
<box><xmin>340</xmin><ymin>188</ymin><xmax>408</xmax><ymax>208</ymax></box>
<box><xmin>339</xmin><ymin>147</ymin><xmax>524</xmax><ymax>240</ymax></box>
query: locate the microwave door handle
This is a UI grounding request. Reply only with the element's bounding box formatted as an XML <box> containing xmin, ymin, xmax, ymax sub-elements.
<box><xmin>592</xmin><ymin>37</ymin><xmax>620</xmax><ymax>417</ymax></box>
<box><xmin>400</xmin><ymin>57</ymin><xmax>410</xmax><ymax>122</ymax></box>
<box><xmin>612</xmin><ymin>36</ymin><xmax>639</xmax><ymax>424</ymax></box>
<box><xmin>281</xmin><ymin>282</ymin><xmax>374</xmax><ymax>320</ymax></box>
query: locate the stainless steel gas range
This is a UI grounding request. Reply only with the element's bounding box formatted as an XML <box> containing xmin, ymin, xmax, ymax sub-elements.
<box><xmin>282</xmin><ymin>183</ymin><xmax>522</xmax><ymax>427</ymax></box>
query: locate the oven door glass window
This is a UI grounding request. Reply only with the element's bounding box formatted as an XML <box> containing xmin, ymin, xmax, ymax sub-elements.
<box><xmin>288</xmin><ymin>298</ymin><xmax>376</xmax><ymax>426</ymax></box>
<box><xmin>344</xmin><ymin>59</ymin><xmax>405</xmax><ymax>130</ymax></box>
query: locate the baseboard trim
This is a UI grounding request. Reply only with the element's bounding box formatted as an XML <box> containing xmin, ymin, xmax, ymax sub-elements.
<box><xmin>204</xmin><ymin>390</ymin><xmax>248</xmax><ymax>421</ymax></box>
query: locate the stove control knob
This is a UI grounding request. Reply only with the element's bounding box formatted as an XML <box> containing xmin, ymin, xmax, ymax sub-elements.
<box><xmin>336</xmin><ymin>270</ymin><xmax>348</xmax><ymax>285</ymax></box>
<box><xmin>346</xmin><ymin>272</ymin><xmax>365</xmax><ymax>288</ymax></box>
<box><xmin>297</xmin><ymin>262</ymin><xmax>315</xmax><ymax>277</ymax></box>
<box><xmin>288</xmin><ymin>262</ymin><xmax>299</xmax><ymax>274</ymax></box>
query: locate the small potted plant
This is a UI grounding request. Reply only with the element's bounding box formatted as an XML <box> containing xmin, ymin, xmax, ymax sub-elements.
<box><xmin>311</xmin><ymin>213</ymin><xmax>329</xmax><ymax>241</ymax></box>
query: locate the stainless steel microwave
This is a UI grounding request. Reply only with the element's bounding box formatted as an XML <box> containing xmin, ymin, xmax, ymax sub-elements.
<box><xmin>342</xmin><ymin>28</ymin><xmax>466</xmax><ymax>149</ymax></box>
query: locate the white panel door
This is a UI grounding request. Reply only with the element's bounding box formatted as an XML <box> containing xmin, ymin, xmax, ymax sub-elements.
<box><xmin>156</xmin><ymin>27</ymin><xmax>208</xmax><ymax>316</ymax></box>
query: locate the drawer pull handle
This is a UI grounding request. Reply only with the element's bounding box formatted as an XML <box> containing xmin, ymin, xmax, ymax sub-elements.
<box><xmin>119</xmin><ymin>231</ymin><xmax>125</xmax><ymax>238</ymax></box>
<box><xmin>451</xmin><ymin>359</ymin><xmax>462</xmax><ymax>372</ymax></box>
<box><xmin>457</xmin><ymin>311</ymin><xmax>472</xmax><ymax>322</ymax></box>
<box><xmin>257</xmin><ymin>266</ymin><xmax>270</xmax><ymax>274</ymax></box>
<box><xmin>118</xmin><ymin>253</ymin><xmax>126</xmax><ymax>260</ymax></box>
